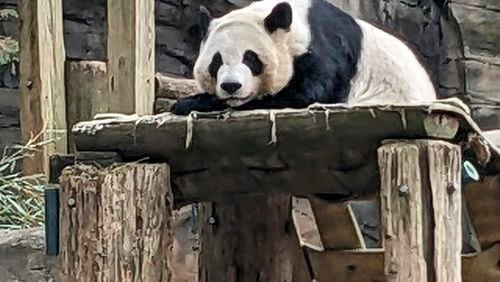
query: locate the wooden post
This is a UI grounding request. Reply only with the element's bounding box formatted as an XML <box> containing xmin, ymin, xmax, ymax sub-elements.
<box><xmin>65</xmin><ymin>60</ymin><xmax>108</xmax><ymax>151</ymax></box>
<box><xmin>107</xmin><ymin>0</ymin><xmax>155</xmax><ymax>115</ymax></box>
<box><xmin>198</xmin><ymin>196</ymin><xmax>308</xmax><ymax>282</ymax></box>
<box><xmin>19</xmin><ymin>0</ymin><xmax>67</xmax><ymax>175</ymax></box>
<box><xmin>378</xmin><ymin>140</ymin><xmax>461</xmax><ymax>282</ymax></box>
<box><xmin>59</xmin><ymin>163</ymin><xmax>173</xmax><ymax>281</ymax></box>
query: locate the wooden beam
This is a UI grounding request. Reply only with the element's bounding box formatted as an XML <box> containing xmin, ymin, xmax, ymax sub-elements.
<box><xmin>19</xmin><ymin>0</ymin><xmax>67</xmax><ymax>175</ymax></box>
<box><xmin>378</xmin><ymin>140</ymin><xmax>461</xmax><ymax>282</ymax></box>
<box><xmin>107</xmin><ymin>0</ymin><xmax>155</xmax><ymax>115</ymax></box>
<box><xmin>59</xmin><ymin>164</ymin><xmax>173</xmax><ymax>281</ymax></box>
<box><xmin>307</xmin><ymin>246</ymin><xmax>500</xmax><ymax>282</ymax></box>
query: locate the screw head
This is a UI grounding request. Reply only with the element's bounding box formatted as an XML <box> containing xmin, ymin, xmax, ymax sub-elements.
<box><xmin>67</xmin><ymin>197</ymin><xmax>76</xmax><ymax>207</ymax></box>
<box><xmin>208</xmin><ymin>216</ymin><xmax>216</xmax><ymax>225</ymax></box>
<box><xmin>399</xmin><ymin>184</ymin><xmax>409</xmax><ymax>196</ymax></box>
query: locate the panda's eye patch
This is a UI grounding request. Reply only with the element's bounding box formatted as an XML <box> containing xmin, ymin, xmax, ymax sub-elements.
<box><xmin>208</xmin><ymin>52</ymin><xmax>223</xmax><ymax>78</ymax></box>
<box><xmin>243</xmin><ymin>50</ymin><xmax>263</xmax><ymax>76</ymax></box>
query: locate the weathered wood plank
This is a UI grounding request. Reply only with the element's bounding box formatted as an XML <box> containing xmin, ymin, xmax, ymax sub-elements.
<box><xmin>308</xmin><ymin>247</ymin><xmax>500</xmax><ymax>282</ymax></box>
<box><xmin>71</xmin><ymin>104</ymin><xmax>499</xmax><ymax>201</ymax></box>
<box><xmin>309</xmin><ymin>249</ymin><xmax>385</xmax><ymax>282</ymax></box>
<box><xmin>464</xmin><ymin>175</ymin><xmax>500</xmax><ymax>249</ymax></box>
<box><xmin>107</xmin><ymin>0</ymin><xmax>155</xmax><ymax>115</ymax></box>
<box><xmin>462</xmin><ymin>243</ymin><xmax>500</xmax><ymax>282</ymax></box>
<box><xmin>59</xmin><ymin>164</ymin><xmax>173</xmax><ymax>281</ymax></box>
<box><xmin>309</xmin><ymin>198</ymin><xmax>365</xmax><ymax>250</ymax></box>
<box><xmin>19</xmin><ymin>0</ymin><xmax>67</xmax><ymax>175</ymax></box>
<box><xmin>378</xmin><ymin>140</ymin><xmax>461</xmax><ymax>282</ymax></box>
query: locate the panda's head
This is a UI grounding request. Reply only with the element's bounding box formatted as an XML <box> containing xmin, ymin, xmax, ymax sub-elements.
<box><xmin>193</xmin><ymin>2</ymin><xmax>295</xmax><ymax>107</ymax></box>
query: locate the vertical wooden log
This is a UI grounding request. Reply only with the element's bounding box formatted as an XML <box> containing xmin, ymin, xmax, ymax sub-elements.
<box><xmin>59</xmin><ymin>165</ymin><xmax>103</xmax><ymax>281</ymax></box>
<box><xmin>19</xmin><ymin>0</ymin><xmax>67</xmax><ymax>175</ymax></box>
<box><xmin>65</xmin><ymin>61</ymin><xmax>108</xmax><ymax>151</ymax></box>
<box><xmin>59</xmin><ymin>163</ymin><xmax>173</xmax><ymax>281</ymax></box>
<box><xmin>107</xmin><ymin>0</ymin><xmax>155</xmax><ymax>115</ymax></box>
<box><xmin>198</xmin><ymin>196</ymin><xmax>304</xmax><ymax>282</ymax></box>
<box><xmin>378</xmin><ymin>140</ymin><xmax>461</xmax><ymax>282</ymax></box>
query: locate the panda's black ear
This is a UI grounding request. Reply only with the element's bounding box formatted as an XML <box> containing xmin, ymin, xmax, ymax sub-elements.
<box><xmin>199</xmin><ymin>6</ymin><xmax>213</xmax><ymax>39</ymax></box>
<box><xmin>264</xmin><ymin>2</ymin><xmax>292</xmax><ymax>33</ymax></box>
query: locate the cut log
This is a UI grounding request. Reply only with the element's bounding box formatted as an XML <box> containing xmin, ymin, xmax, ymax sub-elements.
<box><xmin>65</xmin><ymin>60</ymin><xmax>108</xmax><ymax>150</ymax></box>
<box><xmin>378</xmin><ymin>140</ymin><xmax>461</xmax><ymax>282</ymax></box>
<box><xmin>198</xmin><ymin>196</ymin><xmax>309</xmax><ymax>282</ymax></box>
<box><xmin>155</xmin><ymin>74</ymin><xmax>199</xmax><ymax>99</ymax></box>
<box><xmin>59</xmin><ymin>163</ymin><xmax>173</xmax><ymax>281</ymax></box>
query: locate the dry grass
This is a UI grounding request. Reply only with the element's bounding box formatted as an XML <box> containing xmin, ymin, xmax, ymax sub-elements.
<box><xmin>0</xmin><ymin>131</ymin><xmax>51</xmax><ymax>229</ymax></box>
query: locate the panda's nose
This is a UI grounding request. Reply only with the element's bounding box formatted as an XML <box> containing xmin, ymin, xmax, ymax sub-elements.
<box><xmin>220</xmin><ymin>82</ymin><xmax>242</xmax><ymax>95</ymax></box>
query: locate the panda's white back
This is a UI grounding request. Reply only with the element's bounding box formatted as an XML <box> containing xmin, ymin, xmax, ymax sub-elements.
<box><xmin>348</xmin><ymin>20</ymin><xmax>436</xmax><ymax>105</ymax></box>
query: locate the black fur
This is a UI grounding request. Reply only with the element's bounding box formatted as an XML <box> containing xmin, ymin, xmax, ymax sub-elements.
<box><xmin>243</xmin><ymin>50</ymin><xmax>264</xmax><ymax>76</ymax></box>
<box><xmin>264</xmin><ymin>2</ymin><xmax>293</xmax><ymax>33</ymax></box>
<box><xmin>171</xmin><ymin>0</ymin><xmax>363</xmax><ymax>115</ymax></box>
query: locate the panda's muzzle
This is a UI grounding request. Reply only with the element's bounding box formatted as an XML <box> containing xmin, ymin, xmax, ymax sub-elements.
<box><xmin>220</xmin><ymin>82</ymin><xmax>242</xmax><ymax>95</ymax></box>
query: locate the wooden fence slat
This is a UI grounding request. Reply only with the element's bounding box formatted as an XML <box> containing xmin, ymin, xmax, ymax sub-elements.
<box><xmin>107</xmin><ymin>0</ymin><xmax>155</xmax><ymax>115</ymax></box>
<box><xmin>19</xmin><ymin>0</ymin><xmax>67</xmax><ymax>175</ymax></box>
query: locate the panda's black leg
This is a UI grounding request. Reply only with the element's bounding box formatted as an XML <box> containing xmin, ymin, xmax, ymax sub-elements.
<box><xmin>170</xmin><ymin>93</ymin><xmax>229</xmax><ymax>115</ymax></box>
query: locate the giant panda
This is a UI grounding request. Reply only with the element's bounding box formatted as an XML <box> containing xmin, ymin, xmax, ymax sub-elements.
<box><xmin>170</xmin><ymin>0</ymin><xmax>437</xmax><ymax>115</ymax></box>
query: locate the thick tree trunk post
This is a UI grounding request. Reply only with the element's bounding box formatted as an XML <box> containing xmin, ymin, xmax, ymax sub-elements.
<box><xmin>65</xmin><ymin>60</ymin><xmax>108</xmax><ymax>151</ymax></box>
<box><xmin>378</xmin><ymin>140</ymin><xmax>461</xmax><ymax>282</ymax></box>
<box><xmin>19</xmin><ymin>0</ymin><xmax>67</xmax><ymax>175</ymax></box>
<box><xmin>107</xmin><ymin>0</ymin><xmax>155</xmax><ymax>115</ymax></box>
<box><xmin>59</xmin><ymin>164</ymin><xmax>173</xmax><ymax>281</ymax></box>
<box><xmin>198</xmin><ymin>196</ymin><xmax>305</xmax><ymax>282</ymax></box>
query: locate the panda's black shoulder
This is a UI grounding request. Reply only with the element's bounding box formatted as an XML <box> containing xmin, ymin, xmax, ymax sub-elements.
<box><xmin>283</xmin><ymin>0</ymin><xmax>363</xmax><ymax>104</ymax></box>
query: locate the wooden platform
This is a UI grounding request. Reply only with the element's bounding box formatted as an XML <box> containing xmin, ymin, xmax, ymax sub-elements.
<box><xmin>71</xmin><ymin>101</ymin><xmax>500</xmax><ymax>202</ymax></box>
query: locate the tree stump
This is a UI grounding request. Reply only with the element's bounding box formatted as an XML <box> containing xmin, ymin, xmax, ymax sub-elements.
<box><xmin>378</xmin><ymin>140</ymin><xmax>461</xmax><ymax>282</ymax></box>
<box><xmin>198</xmin><ymin>195</ymin><xmax>310</xmax><ymax>282</ymax></box>
<box><xmin>59</xmin><ymin>163</ymin><xmax>173</xmax><ymax>281</ymax></box>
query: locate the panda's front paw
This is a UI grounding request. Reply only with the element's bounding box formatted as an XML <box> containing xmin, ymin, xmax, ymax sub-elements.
<box><xmin>170</xmin><ymin>93</ymin><xmax>229</xmax><ymax>115</ymax></box>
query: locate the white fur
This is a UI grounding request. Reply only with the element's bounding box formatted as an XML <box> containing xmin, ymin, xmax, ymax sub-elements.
<box><xmin>194</xmin><ymin>0</ymin><xmax>312</xmax><ymax>104</ymax></box>
<box><xmin>348</xmin><ymin>20</ymin><xmax>436</xmax><ymax>105</ymax></box>
<box><xmin>194</xmin><ymin>0</ymin><xmax>436</xmax><ymax>107</ymax></box>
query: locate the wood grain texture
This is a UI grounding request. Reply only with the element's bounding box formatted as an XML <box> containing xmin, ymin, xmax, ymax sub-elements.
<box><xmin>427</xmin><ymin>141</ymin><xmax>462</xmax><ymax>282</ymax></box>
<box><xmin>464</xmin><ymin>175</ymin><xmax>500</xmax><ymax>249</ymax></box>
<box><xmin>155</xmin><ymin>74</ymin><xmax>199</xmax><ymax>99</ymax></box>
<box><xmin>19</xmin><ymin>0</ymin><xmax>67</xmax><ymax>175</ymax></box>
<box><xmin>309</xmin><ymin>198</ymin><xmax>365</xmax><ymax>250</ymax></box>
<box><xmin>71</xmin><ymin>104</ymin><xmax>500</xmax><ymax>201</ymax></box>
<box><xmin>59</xmin><ymin>164</ymin><xmax>173</xmax><ymax>281</ymax></box>
<box><xmin>378</xmin><ymin>140</ymin><xmax>461</xmax><ymax>282</ymax></box>
<box><xmin>309</xmin><ymin>249</ymin><xmax>385</xmax><ymax>282</ymax></box>
<box><xmin>107</xmin><ymin>0</ymin><xmax>155</xmax><ymax>115</ymax></box>
<box><xmin>198</xmin><ymin>196</ymin><xmax>306</xmax><ymax>282</ymax></box>
<box><xmin>59</xmin><ymin>165</ymin><xmax>103</xmax><ymax>281</ymax></box>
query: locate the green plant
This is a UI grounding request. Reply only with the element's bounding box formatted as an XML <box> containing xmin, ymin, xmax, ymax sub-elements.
<box><xmin>0</xmin><ymin>131</ymin><xmax>52</xmax><ymax>229</ymax></box>
<box><xmin>0</xmin><ymin>36</ymin><xmax>18</xmax><ymax>65</ymax></box>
